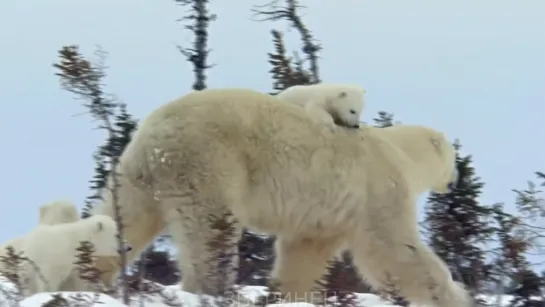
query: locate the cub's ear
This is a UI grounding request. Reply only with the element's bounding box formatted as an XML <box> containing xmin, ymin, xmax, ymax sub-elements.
<box><xmin>96</xmin><ymin>221</ymin><xmax>104</xmax><ymax>232</ymax></box>
<box><xmin>338</xmin><ymin>91</ymin><xmax>347</xmax><ymax>98</ymax></box>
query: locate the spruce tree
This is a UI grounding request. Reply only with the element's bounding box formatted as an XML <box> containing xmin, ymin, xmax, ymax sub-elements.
<box><xmin>512</xmin><ymin>172</ymin><xmax>545</xmax><ymax>252</ymax></box>
<box><xmin>502</xmin><ymin>172</ymin><xmax>545</xmax><ymax>306</ymax></box>
<box><xmin>423</xmin><ymin>140</ymin><xmax>494</xmax><ymax>293</ymax></box>
<box><xmin>53</xmin><ymin>45</ymin><xmax>135</xmax><ymax>302</ymax></box>
<box><xmin>54</xmin><ymin>46</ymin><xmax>181</xmax><ymax>292</ymax></box>
<box><xmin>509</xmin><ymin>269</ymin><xmax>544</xmax><ymax>307</ymax></box>
<box><xmin>82</xmin><ymin>102</ymin><xmax>137</xmax><ymax>218</ymax></box>
<box><xmin>267</xmin><ymin>29</ymin><xmax>313</xmax><ymax>94</ymax></box>
<box><xmin>490</xmin><ymin>203</ymin><xmax>544</xmax><ymax>307</ymax></box>
<box><xmin>372</xmin><ymin>111</ymin><xmax>396</xmax><ymax>128</ymax></box>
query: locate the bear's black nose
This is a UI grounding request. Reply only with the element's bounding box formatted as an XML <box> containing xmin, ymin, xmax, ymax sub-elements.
<box><xmin>352</xmin><ymin>124</ymin><xmax>359</xmax><ymax>128</ymax></box>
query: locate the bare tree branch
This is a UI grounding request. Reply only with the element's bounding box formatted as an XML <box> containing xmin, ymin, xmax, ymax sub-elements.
<box><xmin>267</xmin><ymin>29</ymin><xmax>313</xmax><ymax>93</ymax></box>
<box><xmin>253</xmin><ymin>0</ymin><xmax>321</xmax><ymax>84</ymax></box>
<box><xmin>52</xmin><ymin>45</ymin><xmax>130</xmax><ymax>304</ymax></box>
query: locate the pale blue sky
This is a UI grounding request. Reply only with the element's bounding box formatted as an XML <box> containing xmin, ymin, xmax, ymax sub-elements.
<box><xmin>0</xmin><ymin>0</ymin><xmax>543</xmax><ymax>260</ymax></box>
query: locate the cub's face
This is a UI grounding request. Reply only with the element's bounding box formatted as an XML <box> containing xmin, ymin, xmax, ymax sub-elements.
<box><xmin>89</xmin><ymin>216</ymin><xmax>132</xmax><ymax>257</ymax></box>
<box><xmin>332</xmin><ymin>90</ymin><xmax>365</xmax><ymax>129</ymax></box>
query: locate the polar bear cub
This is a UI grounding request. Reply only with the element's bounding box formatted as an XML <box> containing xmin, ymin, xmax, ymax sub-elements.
<box><xmin>18</xmin><ymin>215</ymin><xmax>128</xmax><ymax>295</ymax></box>
<box><xmin>39</xmin><ymin>199</ymin><xmax>80</xmax><ymax>225</ymax></box>
<box><xmin>0</xmin><ymin>200</ymin><xmax>81</xmax><ymax>279</ymax></box>
<box><xmin>276</xmin><ymin>83</ymin><xmax>366</xmax><ymax>129</ymax></box>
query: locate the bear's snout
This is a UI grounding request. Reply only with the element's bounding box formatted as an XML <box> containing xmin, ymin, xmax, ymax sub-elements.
<box><xmin>118</xmin><ymin>243</ymin><xmax>133</xmax><ymax>253</ymax></box>
<box><xmin>352</xmin><ymin>124</ymin><xmax>360</xmax><ymax>128</ymax></box>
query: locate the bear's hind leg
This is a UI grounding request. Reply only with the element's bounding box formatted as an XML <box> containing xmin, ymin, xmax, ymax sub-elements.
<box><xmin>271</xmin><ymin>236</ymin><xmax>342</xmax><ymax>304</ymax></box>
<box><xmin>162</xmin><ymin>197</ymin><xmax>242</xmax><ymax>297</ymax></box>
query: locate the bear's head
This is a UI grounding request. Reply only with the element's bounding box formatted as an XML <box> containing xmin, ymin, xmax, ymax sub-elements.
<box><xmin>85</xmin><ymin>215</ymin><xmax>132</xmax><ymax>257</ymax></box>
<box><xmin>327</xmin><ymin>86</ymin><xmax>366</xmax><ymax>129</ymax></box>
<box><xmin>375</xmin><ymin>125</ymin><xmax>458</xmax><ymax>195</ymax></box>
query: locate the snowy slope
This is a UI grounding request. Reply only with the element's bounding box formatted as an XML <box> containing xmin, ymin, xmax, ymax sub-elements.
<box><xmin>0</xmin><ymin>275</ymin><xmax>534</xmax><ymax>307</ymax></box>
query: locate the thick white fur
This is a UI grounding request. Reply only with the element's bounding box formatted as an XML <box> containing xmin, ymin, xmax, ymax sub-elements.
<box><xmin>90</xmin><ymin>88</ymin><xmax>472</xmax><ymax>307</ymax></box>
<box><xmin>39</xmin><ymin>199</ymin><xmax>80</xmax><ymax>225</ymax></box>
<box><xmin>276</xmin><ymin>83</ymin><xmax>366</xmax><ymax>129</ymax></box>
<box><xmin>38</xmin><ymin>200</ymin><xmax>121</xmax><ymax>293</ymax></box>
<box><xmin>18</xmin><ymin>215</ymin><xmax>120</xmax><ymax>296</ymax></box>
<box><xmin>367</xmin><ymin>124</ymin><xmax>459</xmax><ymax>194</ymax></box>
<box><xmin>0</xmin><ymin>200</ymin><xmax>119</xmax><ymax>295</ymax></box>
<box><xmin>0</xmin><ymin>200</ymin><xmax>81</xmax><ymax>281</ymax></box>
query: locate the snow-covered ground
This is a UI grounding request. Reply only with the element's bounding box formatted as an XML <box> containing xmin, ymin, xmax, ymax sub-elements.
<box><xmin>0</xmin><ymin>276</ymin><xmax>537</xmax><ymax>307</ymax></box>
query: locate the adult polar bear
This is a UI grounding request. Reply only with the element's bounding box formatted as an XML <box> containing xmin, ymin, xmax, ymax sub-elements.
<box><xmin>90</xmin><ymin>88</ymin><xmax>471</xmax><ymax>307</ymax></box>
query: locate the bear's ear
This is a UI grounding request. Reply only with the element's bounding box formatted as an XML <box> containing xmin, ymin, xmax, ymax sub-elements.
<box><xmin>429</xmin><ymin>136</ymin><xmax>443</xmax><ymax>155</ymax></box>
<box><xmin>338</xmin><ymin>91</ymin><xmax>347</xmax><ymax>98</ymax></box>
<box><xmin>96</xmin><ymin>221</ymin><xmax>104</xmax><ymax>232</ymax></box>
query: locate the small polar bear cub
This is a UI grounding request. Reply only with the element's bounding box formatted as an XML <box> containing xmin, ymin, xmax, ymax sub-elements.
<box><xmin>276</xmin><ymin>83</ymin><xmax>366</xmax><ymax>129</ymax></box>
<box><xmin>18</xmin><ymin>215</ymin><xmax>131</xmax><ymax>295</ymax></box>
<box><xmin>0</xmin><ymin>199</ymin><xmax>81</xmax><ymax>278</ymax></box>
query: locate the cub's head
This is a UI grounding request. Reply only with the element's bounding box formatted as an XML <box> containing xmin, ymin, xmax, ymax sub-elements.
<box><xmin>328</xmin><ymin>85</ymin><xmax>366</xmax><ymax>129</ymax></box>
<box><xmin>85</xmin><ymin>215</ymin><xmax>132</xmax><ymax>257</ymax></box>
<box><xmin>39</xmin><ymin>200</ymin><xmax>79</xmax><ymax>225</ymax></box>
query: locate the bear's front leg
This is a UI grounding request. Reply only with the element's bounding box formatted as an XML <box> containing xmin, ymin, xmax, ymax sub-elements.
<box><xmin>304</xmin><ymin>102</ymin><xmax>337</xmax><ymax>131</ymax></box>
<box><xmin>271</xmin><ymin>236</ymin><xmax>342</xmax><ymax>304</ymax></box>
<box><xmin>349</xmin><ymin>199</ymin><xmax>474</xmax><ymax>307</ymax></box>
<box><xmin>32</xmin><ymin>266</ymin><xmax>61</xmax><ymax>294</ymax></box>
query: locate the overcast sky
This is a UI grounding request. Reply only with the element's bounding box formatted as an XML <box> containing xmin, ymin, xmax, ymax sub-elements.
<box><xmin>0</xmin><ymin>0</ymin><xmax>544</xmax><ymax>264</ymax></box>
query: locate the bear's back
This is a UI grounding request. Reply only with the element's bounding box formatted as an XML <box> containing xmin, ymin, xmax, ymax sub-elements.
<box><xmin>127</xmin><ymin>88</ymin><xmax>365</xmax><ymax>161</ymax></box>
<box><xmin>275</xmin><ymin>85</ymin><xmax>320</xmax><ymax>108</ymax></box>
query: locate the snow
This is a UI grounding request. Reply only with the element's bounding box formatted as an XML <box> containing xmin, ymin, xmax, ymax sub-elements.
<box><xmin>0</xmin><ymin>275</ymin><xmax>540</xmax><ymax>307</ymax></box>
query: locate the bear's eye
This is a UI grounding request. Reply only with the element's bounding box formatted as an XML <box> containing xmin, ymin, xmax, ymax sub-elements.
<box><xmin>350</xmin><ymin>109</ymin><xmax>356</xmax><ymax>114</ymax></box>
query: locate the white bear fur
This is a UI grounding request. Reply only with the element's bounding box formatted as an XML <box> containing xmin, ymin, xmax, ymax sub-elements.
<box><xmin>90</xmin><ymin>88</ymin><xmax>471</xmax><ymax>307</ymax></box>
<box><xmin>0</xmin><ymin>200</ymin><xmax>119</xmax><ymax>295</ymax></box>
<box><xmin>366</xmin><ymin>124</ymin><xmax>459</xmax><ymax>194</ymax></box>
<box><xmin>36</xmin><ymin>200</ymin><xmax>120</xmax><ymax>293</ymax></box>
<box><xmin>0</xmin><ymin>201</ymin><xmax>80</xmax><ymax>256</ymax></box>
<box><xmin>39</xmin><ymin>199</ymin><xmax>80</xmax><ymax>225</ymax></box>
<box><xmin>276</xmin><ymin>83</ymin><xmax>366</xmax><ymax>129</ymax></box>
<box><xmin>18</xmin><ymin>215</ymin><xmax>121</xmax><ymax>296</ymax></box>
<box><xmin>0</xmin><ymin>200</ymin><xmax>81</xmax><ymax>280</ymax></box>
